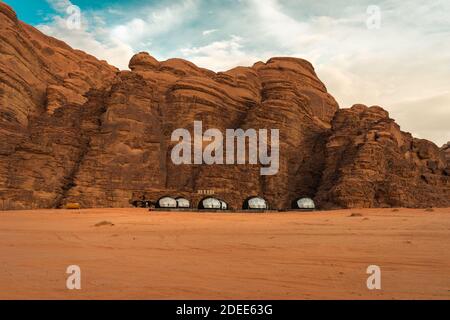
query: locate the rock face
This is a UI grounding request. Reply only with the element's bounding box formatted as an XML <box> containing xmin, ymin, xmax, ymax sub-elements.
<box><xmin>315</xmin><ymin>105</ymin><xmax>449</xmax><ymax>208</ymax></box>
<box><xmin>442</xmin><ymin>142</ymin><xmax>450</xmax><ymax>171</ymax></box>
<box><xmin>64</xmin><ymin>54</ymin><xmax>339</xmax><ymax>209</ymax></box>
<box><xmin>0</xmin><ymin>2</ymin><xmax>117</xmax><ymax>209</ymax></box>
<box><xmin>0</xmin><ymin>3</ymin><xmax>448</xmax><ymax>210</ymax></box>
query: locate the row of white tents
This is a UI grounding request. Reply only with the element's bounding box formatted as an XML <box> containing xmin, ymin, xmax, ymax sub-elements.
<box><xmin>154</xmin><ymin>196</ymin><xmax>316</xmax><ymax>210</ymax></box>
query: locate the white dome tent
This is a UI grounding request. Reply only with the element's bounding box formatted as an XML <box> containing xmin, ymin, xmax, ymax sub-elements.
<box><xmin>220</xmin><ymin>200</ymin><xmax>228</xmax><ymax>210</ymax></box>
<box><xmin>156</xmin><ymin>196</ymin><xmax>177</xmax><ymax>209</ymax></box>
<box><xmin>176</xmin><ymin>197</ymin><xmax>190</xmax><ymax>208</ymax></box>
<box><xmin>293</xmin><ymin>197</ymin><xmax>316</xmax><ymax>210</ymax></box>
<box><xmin>243</xmin><ymin>197</ymin><xmax>269</xmax><ymax>210</ymax></box>
<box><xmin>198</xmin><ymin>197</ymin><xmax>228</xmax><ymax>210</ymax></box>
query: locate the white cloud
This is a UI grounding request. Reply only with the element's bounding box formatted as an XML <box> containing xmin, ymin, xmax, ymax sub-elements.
<box><xmin>109</xmin><ymin>0</ymin><xmax>198</xmax><ymax>48</ymax></box>
<box><xmin>181</xmin><ymin>35</ymin><xmax>266</xmax><ymax>71</ymax></box>
<box><xmin>37</xmin><ymin>15</ymin><xmax>134</xmax><ymax>70</ymax></box>
<box><xmin>46</xmin><ymin>0</ymin><xmax>73</xmax><ymax>13</ymax></box>
<box><xmin>247</xmin><ymin>0</ymin><xmax>322</xmax><ymax>49</ymax></box>
<box><xmin>202</xmin><ymin>29</ymin><xmax>218</xmax><ymax>36</ymax></box>
<box><xmin>110</xmin><ymin>18</ymin><xmax>147</xmax><ymax>46</ymax></box>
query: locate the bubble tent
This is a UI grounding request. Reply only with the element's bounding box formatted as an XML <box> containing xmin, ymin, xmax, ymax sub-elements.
<box><xmin>176</xmin><ymin>197</ymin><xmax>190</xmax><ymax>208</ymax></box>
<box><xmin>156</xmin><ymin>196</ymin><xmax>177</xmax><ymax>208</ymax></box>
<box><xmin>292</xmin><ymin>197</ymin><xmax>316</xmax><ymax>210</ymax></box>
<box><xmin>198</xmin><ymin>197</ymin><xmax>229</xmax><ymax>210</ymax></box>
<box><xmin>243</xmin><ymin>196</ymin><xmax>269</xmax><ymax>210</ymax></box>
<box><xmin>146</xmin><ymin>195</ymin><xmax>315</xmax><ymax>211</ymax></box>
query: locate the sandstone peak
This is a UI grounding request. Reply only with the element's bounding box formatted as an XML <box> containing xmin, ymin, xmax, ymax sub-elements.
<box><xmin>265</xmin><ymin>56</ymin><xmax>316</xmax><ymax>72</ymax></box>
<box><xmin>159</xmin><ymin>58</ymin><xmax>204</xmax><ymax>76</ymax></box>
<box><xmin>349</xmin><ymin>104</ymin><xmax>390</xmax><ymax>119</ymax></box>
<box><xmin>129</xmin><ymin>52</ymin><xmax>160</xmax><ymax>71</ymax></box>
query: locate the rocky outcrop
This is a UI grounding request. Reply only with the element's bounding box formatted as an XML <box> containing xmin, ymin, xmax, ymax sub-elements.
<box><xmin>442</xmin><ymin>142</ymin><xmax>450</xmax><ymax>175</ymax></box>
<box><xmin>0</xmin><ymin>2</ymin><xmax>117</xmax><ymax>209</ymax></box>
<box><xmin>0</xmin><ymin>3</ymin><xmax>448</xmax><ymax>210</ymax></box>
<box><xmin>315</xmin><ymin>105</ymin><xmax>449</xmax><ymax>208</ymax></box>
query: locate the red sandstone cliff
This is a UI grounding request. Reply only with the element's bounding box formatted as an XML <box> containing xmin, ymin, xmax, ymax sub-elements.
<box><xmin>0</xmin><ymin>3</ymin><xmax>448</xmax><ymax>210</ymax></box>
<box><xmin>315</xmin><ymin>105</ymin><xmax>449</xmax><ymax>208</ymax></box>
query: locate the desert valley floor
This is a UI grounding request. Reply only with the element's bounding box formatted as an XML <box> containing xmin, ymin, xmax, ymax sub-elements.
<box><xmin>0</xmin><ymin>208</ymin><xmax>449</xmax><ymax>300</ymax></box>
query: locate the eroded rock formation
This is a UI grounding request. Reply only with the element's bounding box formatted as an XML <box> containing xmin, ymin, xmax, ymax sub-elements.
<box><xmin>315</xmin><ymin>105</ymin><xmax>449</xmax><ymax>208</ymax></box>
<box><xmin>0</xmin><ymin>3</ymin><xmax>448</xmax><ymax>210</ymax></box>
<box><xmin>0</xmin><ymin>3</ymin><xmax>117</xmax><ymax>209</ymax></box>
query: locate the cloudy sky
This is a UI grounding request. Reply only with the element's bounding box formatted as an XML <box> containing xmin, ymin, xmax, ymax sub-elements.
<box><xmin>5</xmin><ymin>0</ymin><xmax>449</xmax><ymax>146</ymax></box>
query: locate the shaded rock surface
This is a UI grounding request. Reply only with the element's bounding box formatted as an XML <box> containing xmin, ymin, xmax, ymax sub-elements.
<box><xmin>0</xmin><ymin>3</ymin><xmax>448</xmax><ymax>209</ymax></box>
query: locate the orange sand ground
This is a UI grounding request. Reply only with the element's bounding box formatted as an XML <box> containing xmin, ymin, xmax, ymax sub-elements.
<box><xmin>0</xmin><ymin>208</ymin><xmax>449</xmax><ymax>300</ymax></box>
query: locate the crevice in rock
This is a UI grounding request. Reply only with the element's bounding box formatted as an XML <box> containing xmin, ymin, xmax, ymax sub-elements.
<box><xmin>53</xmin><ymin>138</ymin><xmax>90</xmax><ymax>208</ymax></box>
<box><xmin>52</xmin><ymin>89</ymin><xmax>111</xmax><ymax>208</ymax></box>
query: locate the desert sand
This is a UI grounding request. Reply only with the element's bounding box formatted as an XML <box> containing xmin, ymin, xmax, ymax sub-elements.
<box><xmin>0</xmin><ymin>208</ymin><xmax>449</xmax><ymax>300</ymax></box>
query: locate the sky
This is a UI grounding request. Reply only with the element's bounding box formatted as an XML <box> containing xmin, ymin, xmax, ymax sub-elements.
<box><xmin>4</xmin><ymin>0</ymin><xmax>450</xmax><ymax>146</ymax></box>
